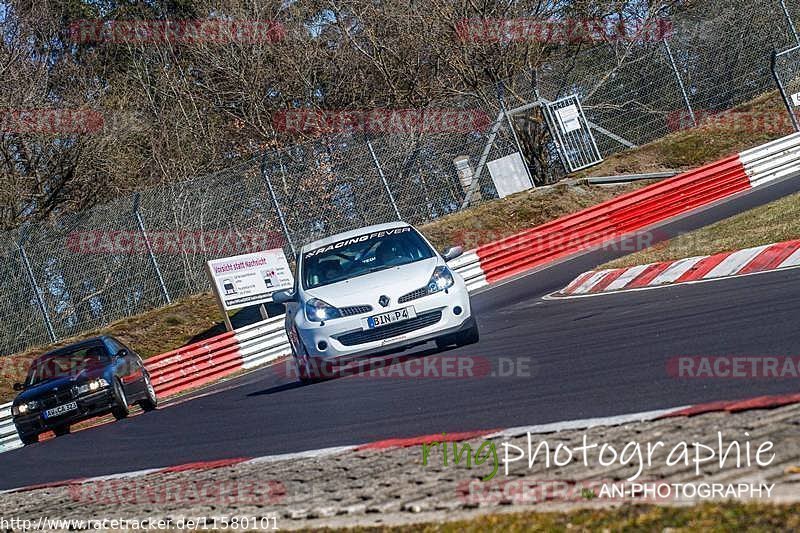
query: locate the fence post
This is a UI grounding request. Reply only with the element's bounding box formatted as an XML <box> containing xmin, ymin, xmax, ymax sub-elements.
<box><xmin>497</xmin><ymin>81</ymin><xmax>536</xmax><ymax>187</ymax></box>
<box><xmin>778</xmin><ymin>0</ymin><xmax>800</xmax><ymax>45</ymax></box>
<box><xmin>364</xmin><ymin>133</ymin><xmax>402</xmax><ymax>220</ymax></box>
<box><xmin>771</xmin><ymin>49</ymin><xmax>800</xmax><ymax>132</ymax></box>
<box><xmin>260</xmin><ymin>150</ymin><xmax>296</xmax><ymax>257</ymax></box>
<box><xmin>132</xmin><ymin>193</ymin><xmax>171</xmax><ymax>305</ymax></box>
<box><xmin>17</xmin><ymin>239</ymin><xmax>57</xmax><ymax>342</ymax></box>
<box><xmin>663</xmin><ymin>38</ymin><xmax>696</xmax><ymax>127</ymax></box>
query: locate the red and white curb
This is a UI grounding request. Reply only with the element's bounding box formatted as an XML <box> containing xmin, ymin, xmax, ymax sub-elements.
<box><xmin>4</xmin><ymin>394</ymin><xmax>799</xmax><ymax>496</ymax></box>
<box><xmin>556</xmin><ymin>239</ymin><xmax>800</xmax><ymax>297</ymax></box>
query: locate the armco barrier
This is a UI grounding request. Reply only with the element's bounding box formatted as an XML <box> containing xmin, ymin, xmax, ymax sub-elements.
<box><xmin>461</xmin><ymin>132</ymin><xmax>800</xmax><ymax>285</ymax></box>
<box><xmin>1</xmin><ymin>133</ymin><xmax>798</xmax><ymax>453</ymax></box>
<box><xmin>145</xmin><ymin>315</ymin><xmax>290</xmax><ymax>398</ymax></box>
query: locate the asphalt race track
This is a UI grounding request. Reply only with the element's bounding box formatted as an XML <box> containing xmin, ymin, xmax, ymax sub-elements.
<box><xmin>2</xmin><ymin>177</ymin><xmax>800</xmax><ymax>490</ymax></box>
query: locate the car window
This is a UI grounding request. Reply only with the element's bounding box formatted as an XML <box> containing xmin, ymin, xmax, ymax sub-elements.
<box><xmin>104</xmin><ymin>337</ymin><xmax>124</xmax><ymax>355</ymax></box>
<box><xmin>302</xmin><ymin>227</ymin><xmax>434</xmax><ymax>289</ymax></box>
<box><xmin>26</xmin><ymin>344</ymin><xmax>111</xmax><ymax>386</ymax></box>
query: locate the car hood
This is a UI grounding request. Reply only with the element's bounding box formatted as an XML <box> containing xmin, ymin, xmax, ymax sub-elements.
<box><xmin>15</xmin><ymin>367</ymin><xmax>107</xmax><ymax>403</ymax></box>
<box><xmin>304</xmin><ymin>257</ymin><xmax>440</xmax><ymax>308</ymax></box>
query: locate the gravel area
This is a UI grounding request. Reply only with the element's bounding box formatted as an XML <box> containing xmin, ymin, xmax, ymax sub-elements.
<box><xmin>1</xmin><ymin>403</ymin><xmax>798</xmax><ymax>530</ymax></box>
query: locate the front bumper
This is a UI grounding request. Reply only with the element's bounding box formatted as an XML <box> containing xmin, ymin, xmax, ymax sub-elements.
<box><xmin>13</xmin><ymin>388</ymin><xmax>115</xmax><ymax>437</ymax></box>
<box><xmin>296</xmin><ymin>285</ymin><xmax>472</xmax><ymax>360</ymax></box>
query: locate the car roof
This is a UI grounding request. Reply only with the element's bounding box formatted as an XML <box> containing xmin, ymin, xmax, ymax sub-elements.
<box><xmin>33</xmin><ymin>336</ymin><xmax>111</xmax><ymax>363</ymax></box>
<box><xmin>300</xmin><ymin>221</ymin><xmax>413</xmax><ymax>254</ymax></box>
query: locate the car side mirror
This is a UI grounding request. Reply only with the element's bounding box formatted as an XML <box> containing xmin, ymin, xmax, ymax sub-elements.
<box><xmin>13</xmin><ymin>383</ymin><xmax>24</xmax><ymax>392</ymax></box>
<box><xmin>442</xmin><ymin>246</ymin><xmax>464</xmax><ymax>261</ymax></box>
<box><xmin>116</xmin><ymin>349</ymin><xmax>129</xmax><ymax>360</ymax></box>
<box><xmin>272</xmin><ymin>289</ymin><xmax>295</xmax><ymax>304</ymax></box>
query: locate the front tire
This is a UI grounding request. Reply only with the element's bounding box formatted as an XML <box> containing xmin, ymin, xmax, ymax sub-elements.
<box><xmin>436</xmin><ymin>318</ymin><xmax>480</xmax><ymax>349</ymax></box>
<box><xmin>20</xmin><ymin>433</ymin><xmax>38</xmax><ymax>445</ymax></box>
<box><xmin>111</xmin><ymin>378</ymin><xmax>130</xmax><ymax>420</ymax></box>
<box><xmin>293</xmin><ymin>342</ymin><xmax>324</xmax><ymax>383</ymax></box>
<box><xmin>138</xmin><ymin>371</ymin><xmax>158</xmax><ymax>412</ymax></box>
<box><xmin>455</xmin><ymin>321</ymin><xmax>480</xmax><ymax>346</ymax></box>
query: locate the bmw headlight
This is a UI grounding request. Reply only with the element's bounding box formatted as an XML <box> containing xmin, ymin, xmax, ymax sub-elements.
<box><xmin>75</xmin><ymin>378</ymin><xmax>109</xmax><ymax>395</ymax></box>
<box><xmin>305</xmin><ymin>298</ymin><xmax>342</xmax><ymax>322</ymax></box>
<box><xmin>12</xmin><ymin>401</ymin><xmax>39</xmax><ymax>416</ymax></box>
<box><xmin>427</xmin><ymin>266</ymin><xmax>455</xmax><ymax>294</ymax></box>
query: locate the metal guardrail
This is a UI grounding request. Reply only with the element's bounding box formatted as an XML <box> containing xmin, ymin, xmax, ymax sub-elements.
<box><xmin>471</xmin><ymin>132</ymin><xmax>800</xmax><ymax>285</ymax></box>
<box><xmin>585</xmin><ymin>171</ymin><xmax>679</xmax><ymax>184</ymax></box>
<box><xmin>3</xmin><ymin>134</ymin><xmax>798</xmax><ymax>454</ymax></box>
<box><xmin>236</xmin><ymin>315</ymin><xmax>292</xmax><ymax>370</ymax></box>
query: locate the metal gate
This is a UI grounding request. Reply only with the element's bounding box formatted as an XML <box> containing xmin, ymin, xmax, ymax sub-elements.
<box><xmin>772</xmin><ymin>44</ymin><xmax>800</xmax><ymax>131</ymax></box>
<box><xmin>542</xmin><ymin>95</ymin><xmax>603</xmax><ymax>172</ymax></box>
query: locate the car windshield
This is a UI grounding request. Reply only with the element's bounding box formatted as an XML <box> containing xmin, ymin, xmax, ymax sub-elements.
<box><xmin>26</xmin><ymin>345</ymin><xmax>111</xmax><ymax>386</ymax></box>
<box><xmin>302</xmin><ymin>227</ymin><xmax>435</xmax><ymax>289</ymax></box>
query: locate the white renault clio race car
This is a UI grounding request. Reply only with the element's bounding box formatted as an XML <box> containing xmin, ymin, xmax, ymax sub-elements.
<box><xmin>272</xmin><ymin>221</ymin><xmax>478</xmax><ymax>382</ymax></box>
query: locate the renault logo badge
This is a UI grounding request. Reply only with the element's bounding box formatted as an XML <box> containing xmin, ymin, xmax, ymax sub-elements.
<box><xmin>379</xmin><ymin>295</ymin><xmax>390</xmax><ymax>307</ymax></box>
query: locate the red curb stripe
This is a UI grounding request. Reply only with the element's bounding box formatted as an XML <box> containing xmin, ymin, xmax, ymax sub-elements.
<box><xmin>725</xmin><ymin>393</ymin><xmax>800</xmax><ymax>413</ymax></box>
<box><xmin>156</xmin><ymin>457</ymin><xmax>251</xmax><ymax>474</ymax></box>
<box><xmin>661</xmin><ymin>400</ymin><xmax>737</xmax><ymax>418</ymax></box>
<box><xmin>588</xmin><ymin>269</ymin><xmax>627</xmax><ymax>293</ymax></box>
<box><xmin>356</xmin><ymin>429</ymin><xmax>499</xmax><ymax>451</ymax></box>
<box><xmin>674</xmin><ymin>252</ymin><xmax>730</xmax><ymax>283</ymax></box>
<box><xmin>738</xmin><ymin>241</ymin><xmax>800</xmax><ymax>274</ymax></box>
<box><xmin>563</xmin><ymin>271</ymin><xmax>596</xmax><ymax>294</ymax></box>
<box><xmin>625</xmin><ymin>262</ymin><xmax>673</xmax><ymax>289</ymax></box>
<box><xmin>661</xmin><ymin>393</ymin><xmax>800</xmax><ymax>418</ymax></box>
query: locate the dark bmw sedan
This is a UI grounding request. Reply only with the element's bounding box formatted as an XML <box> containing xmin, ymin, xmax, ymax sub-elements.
<box><xmin>11</xmin><ymin>336</ymin><xmax>158</xmax><ymax>444</ymax></box>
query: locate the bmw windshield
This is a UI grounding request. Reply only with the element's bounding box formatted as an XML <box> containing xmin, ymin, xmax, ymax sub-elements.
<box><xmin>302</xmin><ymin>227</ymin><xmax>435</xmax><ymax>289</ymax></box>
<box><xmin>26</xmin><ymin>345</ymin><xmax>111</xmax><ymax>386</ymax></box>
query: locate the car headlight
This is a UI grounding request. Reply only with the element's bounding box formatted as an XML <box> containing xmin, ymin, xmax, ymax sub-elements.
<box><xmin>304</xmin><ymin>298</ymin><xmax>342</xmax><ymax>322</ymax></box>
<box><xmin>12</xmin><ymin>401</ymin><xmax>38</xmax><ymax>416</ymax></box>
<box><xmin>75</xmin><ymin>378</ymin><xmax>109</xmax><ymax>395</ymax></box>
<box><xmin>427</xmin><ymin>266</ymin><xmax>455</xmax><ymax>294</ymax></box>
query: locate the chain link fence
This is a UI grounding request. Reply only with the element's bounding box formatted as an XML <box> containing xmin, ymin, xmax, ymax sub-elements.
<box><xmin>2</xmin><ymin>0</ymin><xmax>800</xmax><ymax>355</ymax></box>
<box><xmin>773</xmin><ymin>44</ymin><xmax>800</xmax><ymax>130</ymax></box>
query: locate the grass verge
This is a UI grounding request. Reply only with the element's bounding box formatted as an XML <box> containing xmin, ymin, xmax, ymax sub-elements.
<box><xmin>333</xmin><ymin>502</ymin><xmax>800</xmax><ymax>532</ymax></box>
<box><xmin>599</xmin><ymin>190</ymin><xmax>800</xmax><ymax>270</ymax></box>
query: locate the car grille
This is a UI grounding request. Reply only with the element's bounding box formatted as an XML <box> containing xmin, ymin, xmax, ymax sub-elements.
<box><xmin>398</xmin><ymin>286</ymin><xmax>429</xmax><ymax>304</ymax></box>
<box><xmin>340</xmin><ymin>305</ymin><xmax>373</xmax><ymax>317</ymax></box>
<box><xmin>336</xmin><ymin>310</ymin><xmax>442</xmax><ymax>346</ymax></box>
<box><xmin>38</xmin><ymin>387</ymin><xmax>76</xmax><ymax>409</ymax></box>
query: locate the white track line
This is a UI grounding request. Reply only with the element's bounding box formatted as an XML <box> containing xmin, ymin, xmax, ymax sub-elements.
<box><xmin>485</xmin><ymin>407</ymin><xmax>687</xmax><ymax>439</ymax></box>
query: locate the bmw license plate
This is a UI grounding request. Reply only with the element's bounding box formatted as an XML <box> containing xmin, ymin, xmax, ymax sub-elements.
<box><xmin>365</xmin><ymin>307</ymin><xmax>416</xmax><ymax>329</ymax></box>
<box><xmin>43</xmin><ymin>401</ymin><xmax>77</xmax><ymax>419</ymax></box>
